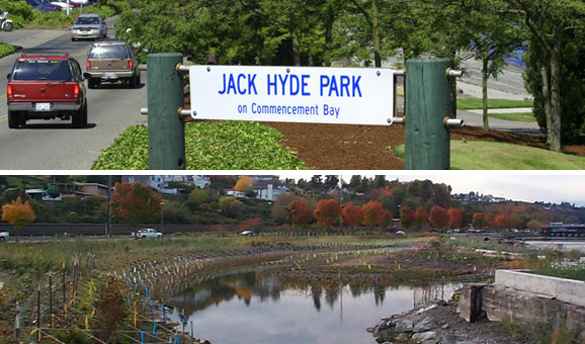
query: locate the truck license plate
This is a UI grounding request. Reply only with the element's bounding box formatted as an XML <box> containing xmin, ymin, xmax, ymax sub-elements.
<box><xmin>35</xmin><ymin>103</ymin><xmax>51</xmax><ymax>111</ymax></box>
<box><xmin>105</xmin><ymin>73</ymin><xmax>117</xmax><ymax>79</ymax></box>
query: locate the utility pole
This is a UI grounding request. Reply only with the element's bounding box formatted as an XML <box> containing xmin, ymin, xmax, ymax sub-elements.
<box><xmin>338</xmin><ymin>175</ymin><xmax>343</xmax><ymax>233</ymax></box>
<box><xmin>107</xmin><ymin>175</ymin><xmax>112</xmax><ymax>239</ymax></box>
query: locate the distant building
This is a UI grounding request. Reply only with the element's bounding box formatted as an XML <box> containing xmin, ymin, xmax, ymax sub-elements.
<box><xmin>249</xmin><ymin>176</ymin><xmax>289</xmax><ymax>201</ymax></box>
<box><xmin>121</xmin><ymin>175</ymin><xmax>211</xmax><ymax>194</ymax></box>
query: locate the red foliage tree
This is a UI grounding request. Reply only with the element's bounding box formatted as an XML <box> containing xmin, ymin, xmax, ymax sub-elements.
<box><xmin>313</xmin><ymin>199</ymin><xmax>340</xmax><ymax>230</ymax></box>
<box><xmin>429</xmin><ymin>206</ymin><xmax>450</xmax><ymax>230</ymax></box>
<box><xmin>495</xmin><ymin>214</ymin><xmax>516</xmax><ymax>229</ymax></box>
<box><xmin>111</xmin><ymin>182</ymin><xmax>163</xmax><ymax>230</ymax></box>
<box><xmin>447</xmin><ymin>208</ymin><xmax>463</xmax><ymax>229</ymax></box>
<box><xmin>413</xmin><ymin>206</ymin><xmax>428</xmax><ymax>230</ymax></box>
<box><xmin>342</xmin><ymin>202</ymin><xmax>363</xmax><ymax>229</ymax></box>
<box><xmin>483</xmin><ymin>213</ymin><xmax>495</xmax><ymax>229</ymax></box>
<box><xmin>400</xmin><ymin>205</ymin><xmax>415</xmax><ymax>229</ymax></box>
<box><xmin>362</xmin><ymin>200</ymin><xmax>392</xmax><ymax>227</ymax></box>
<box><xmin>238</xmin><ymin>217</ymin><xmax>263</xmax><ymax>231</ymax></box>
<box><xmin>285</xmin><ymin>199</ymin><xmax>313</xmax><ymax>228</ymax></box>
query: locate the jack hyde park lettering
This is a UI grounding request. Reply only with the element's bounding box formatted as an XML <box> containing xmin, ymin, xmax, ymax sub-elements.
<box><xmin>217</xmin><ymin>72</ymin><xmax>363</xmax><ymax>119</ymax></box>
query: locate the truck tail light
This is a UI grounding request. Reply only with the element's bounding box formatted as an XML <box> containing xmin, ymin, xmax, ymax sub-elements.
<box><xmin>7</xmin><ymin>85</ymin><xmax>12</xmax><ymax>96</ymax></box>
<box><xmin>129</xmin><ymin>60</ymin><xmax>134</xmax><ymax>69</ymax></box>
<box><xmin>73</xmin><ymin>84</ymin><xmax>79</xmax><ymax>96</ymax></box>
<box><xmin>86</xmin><ymin>60</ymin><xmax>91</xmax><ymax>69</ymax></box>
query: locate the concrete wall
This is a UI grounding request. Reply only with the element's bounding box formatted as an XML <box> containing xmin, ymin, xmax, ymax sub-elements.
<box><xmin>495</xmin><ymin>270</ymin><xmax>585</xmax><ymax>307</ymax></box>
<box><xmin>483</xmin><ymin>284</ymin><xmax>585</xmax><ymax>340</ymax></box>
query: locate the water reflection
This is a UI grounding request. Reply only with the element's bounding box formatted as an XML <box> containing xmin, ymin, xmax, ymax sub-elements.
<box><xmin>165</xmin><ymin>272</ymin><xmax>458</xmax><ymax>344</ymax></box>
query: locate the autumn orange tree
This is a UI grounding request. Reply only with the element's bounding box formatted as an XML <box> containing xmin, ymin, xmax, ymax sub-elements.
<box><xmin>234</xmin><ymin>176</ymin><xmax>254</xmax><ymax>193</ymax></box>
<box><xmin>447</xmin><ymin>208</ymin><xmax>463</xmax><ymax>229</ymax></box>
<box><xmin>362</xmin><ymin>200</ymin><xmax>392</xmax><ymax>228</ymax></box>
<box><xmin>284</xmin><ymin>199</ymin><xmax>313</xmax><ymax>229</ymax></box>
<box><xmin>413</xmin><ymin>206</ymin><xmax>428</xmax><ymax>230</ymax></box>
<box><xmin>495</xmin><ymin>214</ymin><xmax>517</xmax><ymax>230</ymax></box>
<box><xmin>1</xmin><ymin>197</ymin><xmax>35</xmax><ymax>242</ymax></box>
<box><xmin>342</xmin><ymin>202</ymin><xmax>363</xmax><ymax>230</ymax></box>
<box><xmin>111</xmin><ymin>182</ymin><xmax>163</xmax><ymax>231</ymax></box>
<box><xmin>313</xmin><ymin>199</ymin><xmax>340</xmax><ymax>231</ymax></box>
<box><xmin>429</xmin><ymin>206</ymin><xmax>450</xmax><ymax>231</ymax></box>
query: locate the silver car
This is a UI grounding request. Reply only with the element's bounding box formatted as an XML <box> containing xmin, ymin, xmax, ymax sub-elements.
<box><xmin>71</xmin><ymin>14</ymin><xmax>106</xmax><ymax>41</ymax></box>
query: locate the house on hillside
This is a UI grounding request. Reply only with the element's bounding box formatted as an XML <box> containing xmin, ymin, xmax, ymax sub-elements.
<box><xmin>121</xmin><ymin>175</ymin><xmax>211</xmax><ymax>194</ymax></box>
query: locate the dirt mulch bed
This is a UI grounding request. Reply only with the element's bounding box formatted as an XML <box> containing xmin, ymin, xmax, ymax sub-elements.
<box><xmin>265</xmin><ymin>122</ymin><xmax>585</xmax><ymax>170</ymax></box>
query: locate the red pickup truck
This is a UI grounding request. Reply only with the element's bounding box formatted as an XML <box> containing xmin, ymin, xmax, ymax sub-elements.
<box><xmin>6</xmin><ymin>53</ymin><xmax>88</xmax><ymax>129</ymax></box>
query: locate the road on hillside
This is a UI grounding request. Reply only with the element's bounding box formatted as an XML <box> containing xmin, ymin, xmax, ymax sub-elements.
<box><xmin>0</xmin><ymin>19</ymin><xmax>148</xmax><ymax>170</ymax></box>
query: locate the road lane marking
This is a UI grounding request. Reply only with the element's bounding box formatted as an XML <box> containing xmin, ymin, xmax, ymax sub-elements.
<box><xmin>0</xmin><ymin>114</ymin><xmax>7</xmax><ymax>123</ymax></box>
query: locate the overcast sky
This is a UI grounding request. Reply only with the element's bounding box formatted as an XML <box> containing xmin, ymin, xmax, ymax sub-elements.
<box><xmin>282</xmin><ymin>172</ymin><xmax>585</xmax><ymax>206</ymax></box>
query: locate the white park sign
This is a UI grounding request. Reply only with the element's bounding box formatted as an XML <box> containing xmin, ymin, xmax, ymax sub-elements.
<box><xmin>189</xmin><ymin>65</ymin><xmax>395</xmax><ymax>126</ymax></box>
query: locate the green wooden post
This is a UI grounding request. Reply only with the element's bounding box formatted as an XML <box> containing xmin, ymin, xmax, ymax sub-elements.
<box><xmin>405</xmin><ymin>59</ymin><xmax>452</xmax><ymax>170</ymax></box>
<box><xmin>147</xmin><ymin>53</ymin><xmax>186</xmax><ymax>170</ymax></box>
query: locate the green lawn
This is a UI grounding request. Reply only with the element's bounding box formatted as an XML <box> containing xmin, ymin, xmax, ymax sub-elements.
<box><xmin>457</xmin><ymin>98</ymin><xmax>533</xmax><ymax>110</ymax></box>
<box><xmin>489</xmin><ymin>112</ymin><xmax>536</xmax><ymax>122</ymax></box>
<box><xmin>395</xmin><ymin>141</ymin><xmax>585</xmax><ymax>170</ymax></box>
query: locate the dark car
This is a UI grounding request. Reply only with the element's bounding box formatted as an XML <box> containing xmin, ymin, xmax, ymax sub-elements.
<box><xmin>16</xmin><ymin>0</ymin><xmax>61</xmax><ymax>12</ymax></box>
<box><xmin>84</xmin><ymin>40</ymin><xmax>139</xmax><ymax>88</ymax></box>
<box><xmin>6</xmin><ymin>53</ymin><xmax>88</xmax><ymax>128</ymax></box>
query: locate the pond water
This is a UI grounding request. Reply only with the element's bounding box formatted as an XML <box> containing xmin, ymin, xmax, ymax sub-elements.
<box><xmin>165</xmin><ymin>272</ymin><xmax>460</xmax><ymax>344</ymax></box>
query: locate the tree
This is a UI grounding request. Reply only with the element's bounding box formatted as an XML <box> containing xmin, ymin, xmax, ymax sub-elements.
<box><xmin>218</xmin><ymin>196</ymin><xmax>244</xmax><ymax>218</ymax></box>
<box><xmin>447</xmin><ymin>208</ymin><xmax>463</xmax><ymax>229</ymax></box>
<box><xmin>495</xmin><ymin>213</ymin><xmax>516</xmax><ymax>229</ymax></box>
<box><xmin>429</xmin><ymin>205</ymin><xmax>450</xmax><ymax>230</ymax></box>
<box><xmin>313</xmin><ymin>198</ymin><xmax>340</xmax><ymax>230</ymax></box>
<box><xmin>507</xmin><ymin>0</ymin><xmax>585</xmax><ymax>151</ymax></box>
<box><xmin>234</xmin><ymin>176</ymin><xmax>254</xmax><ymax>192</ymax></box>
<box><xmin>399</xmin><ymin>205</ymin><xmax>415</xmax><ymax>229</ymax></box>
<box><xmin>111</xmin><ymin>182</ymin><xmax>162</xmax><ymax>230</ymax></box>
<box><xmin>362</xmin><ymin>200</ymin><xmax>391</xmax><ymax>227</ymax></box>
<box><xmin>342</xmin><ymin>202</ymin><xmax>363</xmax><ymax>229</ymax></box>
<box><xmin>413</xmin><ymin>206</ymin><xmax>428</xmax><ymax>230</ymax></box>
<box><xmin>472</xmin><ymin>212</ymin><xmax>484</xmax><ymax>229</ymax></box>
<box><xmin>1</xmin><ymin>197</ymin><xmax>35</xmax><ymax>242</ymax></box>
<box><xmin>284</xmin><ymin>198</ymin><xmax>313</xmax><ymax>229</ymax></box>
<box><xmin>272</xmin><ymin>193</ymin><xmax>303</xmax><ymax>223</ymax></box>
<box><xmin>526</xmin><ymin>219</ymin><xmax>541</xmax><ymax>232</ymax></box>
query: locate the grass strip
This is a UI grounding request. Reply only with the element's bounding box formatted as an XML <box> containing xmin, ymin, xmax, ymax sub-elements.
<box><xmin>487</xmin><ymin>112</ymin><xmax>536</xmax><ymax>122</ymax></box>
<box><xmin>457</xmin><ymin>98</ymin><xmax>534</xmax><ymax>110</ymax></box>
<box><xmin>395</xmin><ymin>140</ymin><xmax>585</xmax><ymax>170</ymax></box>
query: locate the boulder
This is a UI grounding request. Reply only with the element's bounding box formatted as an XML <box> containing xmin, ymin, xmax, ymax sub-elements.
<box><xmin>411</xmin><ymin>331</ymin><xmax>437</xmax><ymax>343</ymax></box>
<box><xmin>394</xmin><ymin>318</ymin><xmax>414</xmax><ymax>333</ymax></box>
<box><xmin>413</xmin><ymin>317</ymin><xmax>434</xmax><ymax>333</ymax></box>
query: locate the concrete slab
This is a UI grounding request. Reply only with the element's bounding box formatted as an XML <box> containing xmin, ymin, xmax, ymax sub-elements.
<box><xmin>495</xmin><ymin>270</ymin><xmax>585</xmax><ymax>307</ymax></box>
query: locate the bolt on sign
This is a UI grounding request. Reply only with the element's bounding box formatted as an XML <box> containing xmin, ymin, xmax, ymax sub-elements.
<box><xmin>189</xmin><ymin>66</ymin><xmax>395</xmax><ymax>126</ymax></box>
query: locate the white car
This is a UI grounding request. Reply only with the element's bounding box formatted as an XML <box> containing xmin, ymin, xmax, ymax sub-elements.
<box><xmin>239</xmin><ymin>230</ymin><xmax>256</xmax><ymax>237</ymax></box>
<box><xmin>131</xmin><ymin>228</ymin><xmax>162</xmax><ymax>239</ymax></box>
<box><xmin>71</xmin><ymin>14</ymin><xmax>107</xmax><ymax>41</ymax></box>
<box><xmin>0</xmin><ymin>231</ymin><xmax>9</xmax><ymax>242</ymax></box>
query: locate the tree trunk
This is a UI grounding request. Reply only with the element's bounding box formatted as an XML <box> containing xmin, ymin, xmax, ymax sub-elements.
<box><xmin>372</xmin><ymin>0</ymin><xmax>381</xmax><ymax>67</ymax></box>
<box><xmin>482</xmin><ymin>57</ymin><xmax>490</xmax><ymax>130</ymax></box>
<box><xmin>255</xmin><ymin>16</ymin><xmax>265</xmax><ymax>65</ymax></box>
<box><xmin>290</xmin><ymin>13</ymin><xmax>300</xmax><ymax>66</ymax></box>
<box><xmin>539</xmin><ymin>47</ymin><xmax>552</xmax><ymax>147</ymax></box>
<box><xmin>549</xmin><ymin>25</ymin><xmax>563</xmax><ymax>152</ymax></box>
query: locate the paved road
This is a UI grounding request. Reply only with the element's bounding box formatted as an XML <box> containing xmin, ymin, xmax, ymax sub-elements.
<box><xmin>0</xmin><ymin>18</ymin><xmax>148</xmax><ymax>170</ymax></box>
